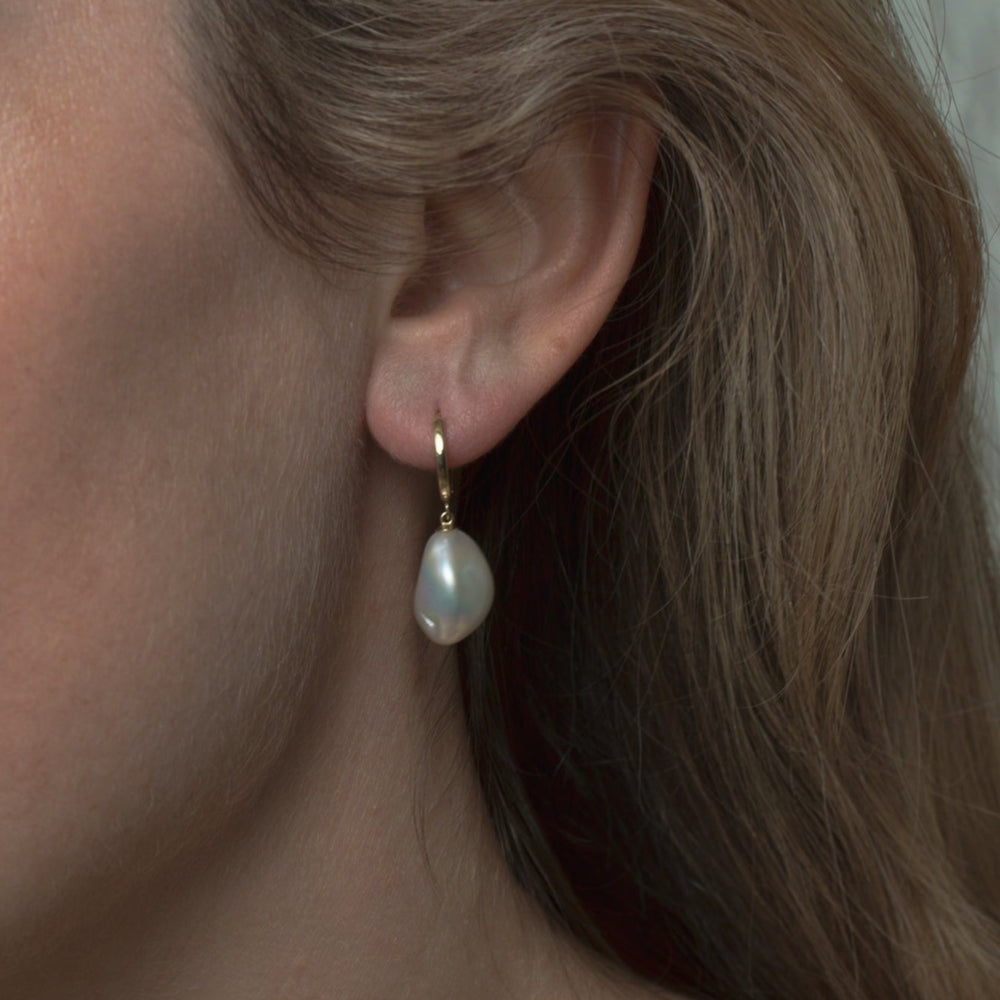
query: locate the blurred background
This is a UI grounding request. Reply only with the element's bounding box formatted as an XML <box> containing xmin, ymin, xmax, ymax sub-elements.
<box><xmin>897</xmin><ymin>0</ymin><xmax>999</xmax><ymax>463</ymax></box>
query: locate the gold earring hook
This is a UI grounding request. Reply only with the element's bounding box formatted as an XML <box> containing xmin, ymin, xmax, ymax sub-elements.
<box><xmin>434</xmin><ymin>413</ymin><xmax>455</xmax><ymax>531</ymax></box>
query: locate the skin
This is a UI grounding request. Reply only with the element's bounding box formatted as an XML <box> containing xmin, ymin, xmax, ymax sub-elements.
<box><xmin>0</xmin><ymin>2</ymin><xmax>665</xmax><ymax>997</ymax></box>
<box><xmin>0</xmin><ymin>0</ymin><xmax>368</xmax><ymax>975</ymax></box>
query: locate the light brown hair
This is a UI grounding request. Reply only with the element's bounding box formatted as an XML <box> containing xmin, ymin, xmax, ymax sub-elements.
<box><xmin>184</xmin><ymin>2</ymin><xmax>1000</xmax><ymax>996</ymax></box>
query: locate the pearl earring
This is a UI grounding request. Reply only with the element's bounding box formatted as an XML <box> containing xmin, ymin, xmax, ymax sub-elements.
<box><xmin>413</xmin><ymin>415</ymin><xmax>494</xmax><ymax>645</ymax></box>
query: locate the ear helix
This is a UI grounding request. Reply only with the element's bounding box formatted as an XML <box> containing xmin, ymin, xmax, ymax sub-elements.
<box><xmin>413</xmin><ymin>415</ymin><xmax>494</xmax><ymax>645</ymax></box>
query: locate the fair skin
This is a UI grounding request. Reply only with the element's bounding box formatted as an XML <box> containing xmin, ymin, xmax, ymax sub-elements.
<box><xmin>0</xmin><ymin>2</ymin><xmax>661</xmax><ymax>997</ymax></box>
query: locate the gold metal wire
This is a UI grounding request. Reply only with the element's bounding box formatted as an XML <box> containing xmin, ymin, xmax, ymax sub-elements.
<box><xmin>434</xmin><ymin>413</ymin><xmax>455</xmax><ymax>531</ymax></box>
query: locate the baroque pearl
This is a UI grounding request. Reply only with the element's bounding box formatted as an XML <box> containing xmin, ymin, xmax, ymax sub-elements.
<box><xmin>414</xmin><ymin>528</ymin><xmax>494</xmax><ymax>645</ymax></box>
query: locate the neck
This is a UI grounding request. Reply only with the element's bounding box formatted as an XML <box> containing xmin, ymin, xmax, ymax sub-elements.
<box><xmin>11</xmin><ymin>448</ymin><xmax>634</xmax><ymax>1000</ymax></box>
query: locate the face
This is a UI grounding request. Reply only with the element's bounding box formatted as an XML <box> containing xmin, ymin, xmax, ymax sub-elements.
<box><xmin>0</xmin><ymin>0</ymin><xmax>371</xmax><ymax>960</ymax></box>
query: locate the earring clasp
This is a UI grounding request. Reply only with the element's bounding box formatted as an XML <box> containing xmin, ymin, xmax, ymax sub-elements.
<box><xmin>434</xmin><ymin>413</ymin><xmax>455</xmax><ymax>530</ymax></box>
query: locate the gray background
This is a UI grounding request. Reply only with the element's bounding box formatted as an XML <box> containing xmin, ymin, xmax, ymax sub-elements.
<box><xmin>898</xmin><ymin>0</ymin><xmax>1000</xmax><ymax>459</ymax></box>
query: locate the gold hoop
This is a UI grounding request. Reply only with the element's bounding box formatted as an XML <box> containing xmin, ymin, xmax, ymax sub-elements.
<box><xmin>434</xmin><ymin>413</ymin><xmax>455</xmax><ymax>531</ymax></box>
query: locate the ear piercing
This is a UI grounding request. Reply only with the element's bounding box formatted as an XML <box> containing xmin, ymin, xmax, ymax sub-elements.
<box><xmin>413</xmin><ymin>415</ymin><xmax>494</xmax><ymax>645</ymax></box>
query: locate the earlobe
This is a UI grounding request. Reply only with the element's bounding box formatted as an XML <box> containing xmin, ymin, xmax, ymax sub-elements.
<box><xmin>365</xmin><ymin>116</ymin><xmax>658</xmax><ymax>470</ymax></box>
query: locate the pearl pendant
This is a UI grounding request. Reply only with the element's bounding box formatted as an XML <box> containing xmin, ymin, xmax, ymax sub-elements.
<box><xmin>414</xmin><ymin>528</ymin><xmax>494</xmax><ymax>645</ymax></box>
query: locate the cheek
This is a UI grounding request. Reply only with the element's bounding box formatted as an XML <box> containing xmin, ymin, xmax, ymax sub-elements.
<box><xmin>0</xmin><ymin>6</ymin><xmax>369</xmax><ymax>955</ymax></box>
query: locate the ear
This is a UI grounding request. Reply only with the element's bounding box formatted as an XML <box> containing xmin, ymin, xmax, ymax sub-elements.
<box><xmin>365</xmin><ymin>116</ymin><xmax>658</xmax><ymax>468</ymax></box>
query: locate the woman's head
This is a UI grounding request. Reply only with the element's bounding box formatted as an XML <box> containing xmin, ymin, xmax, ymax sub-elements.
<box><xmin>0</xmin><ymin>0</ymin><xmax>655</xmax><ymax>979</ymax></box>
<box><xmin>1</xmin><ymin>1</ymin><xmax>998</xmax><ymax>997</ymax></box>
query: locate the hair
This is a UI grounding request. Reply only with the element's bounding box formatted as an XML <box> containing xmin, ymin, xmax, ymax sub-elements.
<box><xmin>183</xmin><ymin>1</ymin><xmax>1000</xmax><ymax>997</ymax></box>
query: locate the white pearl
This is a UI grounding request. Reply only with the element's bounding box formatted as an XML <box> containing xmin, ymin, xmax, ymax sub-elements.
<box><xmin>413</xmin><ymin>528</ymin><xmax>494</xmax><ymax>645</ymax></box>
